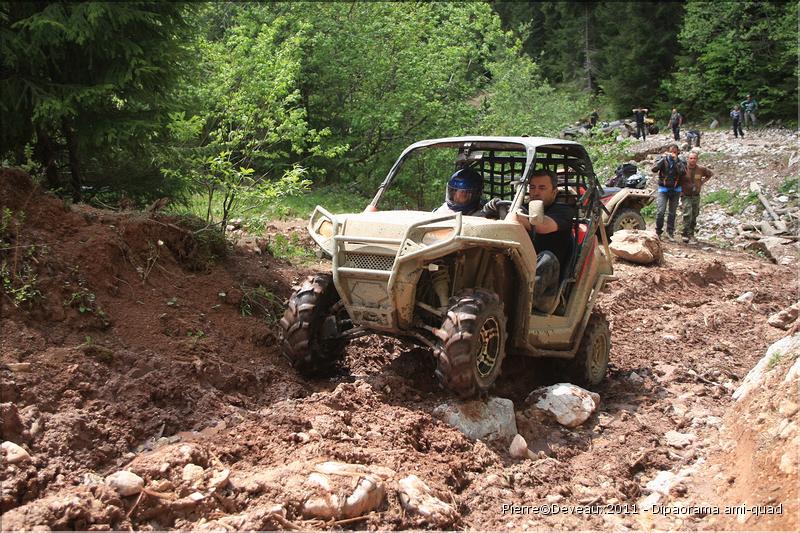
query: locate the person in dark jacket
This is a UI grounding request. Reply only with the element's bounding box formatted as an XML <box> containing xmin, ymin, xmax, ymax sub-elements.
<box><xmin>651</xmin><ymin>144</ymin><xmax>686</xmax><ymax>241</ymax></box>
<box><xmin>730</xmin><ymin>105</ymin><xmax>744</xmax><ymax>138</ymax></box>
<box><xmin>633</xmin><ymin>107</ymin><xmax>648</xmax><ymax>141</ymax></box>
<box><xmin>669</xmin><ymin>109</ymin><xmax>683</xmax><ymax>141</ymax></box>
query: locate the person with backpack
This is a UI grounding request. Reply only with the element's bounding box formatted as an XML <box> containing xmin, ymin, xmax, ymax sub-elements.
<box><xmin>730</xmin><ymin>105</ymin><xmax>745</xmax><ymax>138</ymax></box>
<box><xmin>740</xmin><ymin>94</ymin><xmax>758</xmax><ymax>128</ymax></box>
<box><xmin>651</xmin><ymin>144</ymin><xmax>686</xmax><ymax>241</ymax></box>
<box><xmin>633</xmin><ymin>107</ymin><xmax>649</xmax><ymax>141</ymax></box>
<box><xmin>669</xmin><ymin>109</ymin><xmax>683</xmax><ymax>141</ymax></box>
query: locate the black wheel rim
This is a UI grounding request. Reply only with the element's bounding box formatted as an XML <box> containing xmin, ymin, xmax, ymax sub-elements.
<box><xmin>476</xmin><ymin>317</ymin><xmax>501</xmax><ymax>378</ymax></box>
<box><xmin>618</xmin><ymin>215</ymin><xmax>641</xmax><ymax>230</ymax></box>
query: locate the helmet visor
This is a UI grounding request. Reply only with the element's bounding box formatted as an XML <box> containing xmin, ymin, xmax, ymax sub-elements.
<box><xmin>446</xmin><ymin>184</ymin><xmax>481</xmax><ymax>208</ymax></box>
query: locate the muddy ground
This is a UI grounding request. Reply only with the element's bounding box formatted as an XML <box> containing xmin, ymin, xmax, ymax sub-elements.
<box><xmin>1</xmin><ymin>128</ymin><xmax>798</xmax><ymax>531</ymax></box>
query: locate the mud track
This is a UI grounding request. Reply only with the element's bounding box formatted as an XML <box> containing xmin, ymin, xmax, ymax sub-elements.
<box><xmin>1</xmin><ymin>164</ymin><xmax>798</xmax><ymax>531</ymax></box>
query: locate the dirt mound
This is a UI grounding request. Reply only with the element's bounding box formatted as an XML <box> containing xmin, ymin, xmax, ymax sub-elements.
<box><xmin>1</xmin><ymin>169</ymin><xmax>310</xmax><ymax>516</ymax></box>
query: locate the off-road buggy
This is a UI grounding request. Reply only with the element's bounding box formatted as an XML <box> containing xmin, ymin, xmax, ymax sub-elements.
<box><xmin>601</xmin><ymin>163</ymin><xmax>654</xmax><ymax>235</ymax></box>
<box><xmin>279</xmin><ymin>137</ymin><xmax>615</xmax><ymax>398</ymax></box>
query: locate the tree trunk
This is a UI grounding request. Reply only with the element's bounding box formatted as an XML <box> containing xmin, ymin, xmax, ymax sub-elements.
<box><xmin>62</xmin><ymin>117</ymin><xmax>82</xmax><ymax>202</ymax></box>
<box><xmin>583</xmin><ymin>5</ymin><xmax>593</xmax><ymax>92</ymax></box>
<box><xmin>35</xmin><ymin>126</ymin><xmax>60</xmax><ymax>191</ymax></box>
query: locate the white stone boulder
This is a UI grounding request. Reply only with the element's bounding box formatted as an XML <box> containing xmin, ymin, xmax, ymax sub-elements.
<box><xmin>524</xmin><ymin>383</ymin><xmax>600</xmax><ymax>428</ymax></box>
<box><xmin>432</xmin><ymin>396</ymin><xmax>517</xmax><ymax>440</ymax></box>
<box><xmin>734</xmin><ymin>334</ymin><xmax>800</xmax><ymax>402</ymax></box>
<box><xmin>397</xmin><ymin>474</ymin><xmax>458</xmax><ymax>526</ymax></box>
<box><xmin>768</xmin><ymin>301</ymin><xmax>800</xmax><ymax>330</ymax></box>
<box><xmin>664</xmin><ymin>430</ymin><xmax>695</xmax><ymax>449</ymax></box>
<box><xmin>609</xmin><ymin>230</ymin><xmax>663</xmax><ymax>265</ymax></box>
<box><xmin>1</xmin><ymin>441</ymin><xmax>31</xmax><ymax>464</ymax></box>
<box><xmin>300</xmin><ymin>462</ymin><xmax>393</xmax><ymax>520</ymax></box>
<box><xmin>105</xmin><ymin>470</ymin><xmax>144</xmax><ymax>496</ymax></box>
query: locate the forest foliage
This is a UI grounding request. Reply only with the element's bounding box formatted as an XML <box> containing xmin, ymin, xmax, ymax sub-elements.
<box><xmin>1</xmin><ymin>1</ymin><xmax>796</xmax><ymax>223</ymax></box>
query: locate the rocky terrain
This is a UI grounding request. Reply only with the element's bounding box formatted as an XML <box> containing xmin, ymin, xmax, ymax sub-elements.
<box><xmin>1</xmin><ymin>127</ymin><xmax>798</xmax><ymax>531</ymax></box>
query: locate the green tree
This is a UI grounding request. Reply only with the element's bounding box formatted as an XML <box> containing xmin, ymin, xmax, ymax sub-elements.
<box><xmin>593</xmin><ymin>1</ymin><xmax>684</xmax><ymax>119</ymax></box>
<box><xmin>0</xmin><ymin>1</ymin><xmax>193</xmax><ymax>200</ymax></box>
<box><xmin>664</xmin><ymin>0</ymin><xmax>797</xmax><ymax>122</ymax></box>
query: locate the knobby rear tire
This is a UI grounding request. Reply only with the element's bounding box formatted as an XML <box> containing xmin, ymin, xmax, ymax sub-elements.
<box><xmin>279</xmin><ymin>274</ymin><xmax>346</xmax><ymax>376</ymax></box>
<box><xmin>571</xmin><ymin>312</ymin><xmax>610</xmax><ymax>386</ymax></box>
<box><xmin>609</xmin><ymin>207</ymin><xmax>646</xmax><ymax>235</ymax></box>
<box><xmin>434</xmin><ymin>289</ymin><xmax>507</xmax><ymax>398</ymax></box>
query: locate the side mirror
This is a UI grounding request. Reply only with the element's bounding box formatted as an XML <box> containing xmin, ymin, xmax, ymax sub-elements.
<box><xmin>528</xmin><ymin>200</ymin><xmax>545</xmax><ymax>226</ymax></box>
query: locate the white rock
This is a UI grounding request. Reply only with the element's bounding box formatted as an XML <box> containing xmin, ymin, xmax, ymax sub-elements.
<box><xmin>526</xmin><ymin>383</ymin><xmax>600</xmax><ymax>428</ymax></box>
<box><xmin>209</xmin><ymin>468</ymin><xmax>230</xmax><ymax>489</ymax></box>
<box><xmin>189</xmin><ymin>491</ymin><xmax>206</xmax><ymax>502</ymax></box>
<box><xmin>1</xmin><ymin>441</ymin><xmax>31</xmax><ymax>464</ymax></box>
<box><xmin>665</xmin><ymin>430</ymin><xmax>695</xmax><ymax>449</ymax></box>
<box><xmin>182</xmin><ymin>463</ymin><xmax>205</xmax><ymax>484</ymax></box>
<box><xmin>628</xmin><ymin>371</ymin><xmax>644</xmax><ymax>384</ymax></box>
<box><xmin>777</xmin><ymin>195</ymin><xmax>789</xmax><ymax>203</ymax></box>
<box><xmin>341</xmin><ymin>474</ymin><xmax>385</xmax><ymax>518</ymax></box>
<box><xmin>509</xmin><ymin>434</ymin><xmax>532</xmax><ymax>459</ymax></box>
<box><xmin>609</xmin><ymin>230</ymin><xmax>663</xmax><ymax>264</ymax></box>
<box><xmin>432</xmin><ymin>396</ymin><xmax>517</xmax><ymax>440</ymax></box>
<box><xmin>735</xmin><ymin>334</ymin><xmax>800</xmax><ymax>401</ymax></box>
<box><xmin>397</xmin><ymin>475</ymin><xmax>458</xmax><ymax>525</ymax></box>
<box><xmin>779</xmin><ymin>451</ymin><xmax>796</xmax><ymax>474</ymax></box>
<box><xmin>105</xmin><ymin>470</ymin><xmax>144</xmax><ymax>496</ymax></box>
<box><xmin>735</xmin><ymin>291</ymin><xmax>754</xmax><ymax>304</ymax></box>
<box><xmin>768</xmin><ymin>302</ymin><xmax>800</xmax><ymax>330</ymax></box>
<box><xmin>645</xmin><ymin>470</ymin><xmax>675</xmax><ymax>494</ymax></box>
<box><xmin>785</xmin><ymin>356</ymin><xmax>800</xmax><ymax>384</ymax></box>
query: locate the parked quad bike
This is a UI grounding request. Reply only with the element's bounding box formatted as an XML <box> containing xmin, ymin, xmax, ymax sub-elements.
<box><xmin>279</xmin><ymin>136</ymin><xmax>615</xmax><ymax>397</ymax></box>
<box><xmin>601</xmin><ymin>163</ymin><xmax>654</xmax><ymax>235</ymax></box>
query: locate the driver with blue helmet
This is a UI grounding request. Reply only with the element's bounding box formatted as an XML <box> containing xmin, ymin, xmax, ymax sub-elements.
<box><xmin>435</xmin><ymin>167</ymin><xmax>484</xmax><ymax>215</ymax></box>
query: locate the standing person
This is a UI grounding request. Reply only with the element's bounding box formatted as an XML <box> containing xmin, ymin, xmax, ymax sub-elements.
<box><xmin>633</xmin><ymin>107</ymin><xmax>648</xmax><ymax>141</ymax></box>
<box><xmin>669</xmin><ymin>108</ymin><xmax>683</xmax><ymax>141</ymax></box>
<box><xmin>651</xmin><ymin>144</ymin><xmax>686</xmax><ymax>241</ymax></box>
<box><xmin>740</xmin><ymin>94</ymin><xmax>758</xmax><ymax>128</ymax></box>
<box><xmin>589</xmin><ymin>109</ymin><xmax>599</xmax><ymax>128</ymax></box>
<box><xmin>679</xmin><ymin>151</ymin><xmax>714</xmax><ymax>244</ymax></box>
<box><xmin>730</xmin><ymin>105</ymin><xmax>745</xmax><ymax>138</ymax></box>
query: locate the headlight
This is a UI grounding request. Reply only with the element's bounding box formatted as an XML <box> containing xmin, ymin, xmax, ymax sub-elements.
<box><xmin>317</xmin><ymin>220</ymin><xmax>334</xmax><ymax>238</ymax></box>
<box><xmin>422</xmin><ymin>228</ymin><xmax>454</xmax><ymax>245</ymax></box>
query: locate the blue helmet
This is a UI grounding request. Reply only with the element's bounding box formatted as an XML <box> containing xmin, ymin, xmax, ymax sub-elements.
<box><xmin>446</xmin><ymin>167</ymin><xmax>483</xmax><ymax>212</ymax></box>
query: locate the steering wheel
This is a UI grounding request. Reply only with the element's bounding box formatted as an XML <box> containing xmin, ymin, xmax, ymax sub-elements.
<box><xmin>495</xmin><ymin>200</ymin><xmax>512</xmax><ymax>220</ymax></box>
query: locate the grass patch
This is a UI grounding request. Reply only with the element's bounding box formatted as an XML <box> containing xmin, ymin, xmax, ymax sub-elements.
<box><xmin>707</xmin><ymin>235</ymin><xmax>733</xmax><ymax>249</ymax></box>
<box><xmin>267</xmin><ymin>232</ymin><xmax>316</xmax><ymax>263</ymax></box>
<box><xmin>240</xmin><ymin>284</ymin><xmax>284</xmax><ymax>325</ymax></box>
<box><xmin>703</xmin><ymin>190</ymin><xmax>759</xmax><ymax>215</ymax></box>
<box><xmin>0</xmin><ymin>208</ymin><xmax>44</xmax><ymax>308</ymax></box>
<box><xmin>641</xmin><ymin>203</ymin><xmax>656</xmax><ymax>222</ymax></box>
<box><xmin>767</xmin><ymin>350</ymin><xmax>785</xmax><ymax>370</ymax></box>
<box><xmin>778</xmin><ymin>176</ymin><xmax>798</xmax><ymax>195</ymax></box>
<box><xmin>169</xmin><ymin>185</ymin><xmax>371</xmax><ymax>228</ymax></box>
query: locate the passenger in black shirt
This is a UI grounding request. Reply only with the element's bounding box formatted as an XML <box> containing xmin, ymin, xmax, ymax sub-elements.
<box><xmin>483</xmin><ymin>169</ymin><xmax>575</xmax><ymax>312</ymax></box>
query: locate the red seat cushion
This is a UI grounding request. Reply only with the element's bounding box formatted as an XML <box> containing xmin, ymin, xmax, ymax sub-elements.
<box><xmin>575</xmin><ymin>223</ymin><xmax>588</xmax><ymax>245</ymax></box>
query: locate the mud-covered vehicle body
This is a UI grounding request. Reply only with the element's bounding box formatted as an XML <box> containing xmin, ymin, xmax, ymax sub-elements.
<box><xmin>280</xmin><ymin>136</ymin><xmax>615</xmax><ymax>397</ymax></box>
<box><xmin>600</xmin><ymin>163</ymin><xmax>655</xmax><ymax>234</ymax></box>
<box><xmin>601</xmin><ymin>188</ymin><xmax>653</xmax><ymax>234</ymax></box>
